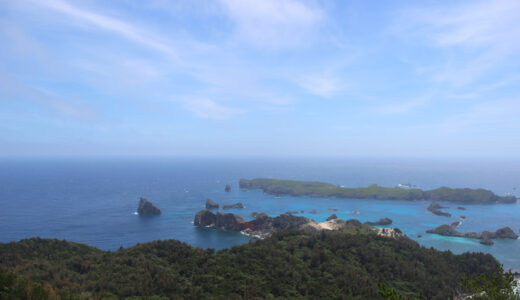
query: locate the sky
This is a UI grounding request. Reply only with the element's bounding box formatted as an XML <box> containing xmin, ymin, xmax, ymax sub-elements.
<box><xmin>1</xmin><ymin>0</ymin><xmax>520</xmax><ymax>158</ymax></box>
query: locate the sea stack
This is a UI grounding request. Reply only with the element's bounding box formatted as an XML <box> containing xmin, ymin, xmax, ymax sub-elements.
<box><xmin>137</xmin><ymin>198</ymin><xmax>161</xmax><ymax>215</ymax></box>
<box><xmin>205</xmin><ymin>198</ymin><xmax>219</xmax><ymax>209</ymax></box>
<box><xmin>225</xmin><ymin>184</ymin><xmax>231</xmax><ymax>192</ymax></box>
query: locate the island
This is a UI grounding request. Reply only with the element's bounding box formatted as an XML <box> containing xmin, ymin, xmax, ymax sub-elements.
<box><xmin>426</xmin><ymin>224</ymin><xmax>518</xmax><ymax>246</ymax></box>
<box><xmin>427</xmin><ymin>202</ymin><xmax>451</xmax><ymax>217</ymax></box>
<box><xmin>137</xmin><ymin>197</ymin><xmax>161</xmax><ymax>215</ymax></box>
<box><xmin>194</xmin><ymin>210</ymin><xmax>396</xmax><ymax>239</ymax></box>
<box><xmin>239</xmin><ymin>178</ymin><xmax>517</xmax><ymax>204</ymax></box>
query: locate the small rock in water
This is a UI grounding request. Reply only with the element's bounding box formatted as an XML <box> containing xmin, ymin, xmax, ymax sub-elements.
<box><xmin>222</xmin><ymin>202</ymin><xmax>244</xmax><ymax>209</ymax></box>
<box><xmin>137</xmin><ymin>198</ymin><xmax>161</xmax><ymax>215</ymax></box>
<box><xmin>224</xmin><ymin>184</ymin><xmax>231</xmax><ymax>192</ymax></box>
<box><xmin>480</xmin><ymin>239</ymin><xmax>494</xmax><ymax>246</ymax></box>
<box><xmin>206</xmin><ymin>198</ymin><xmax>219</xmax><ymax>209</ymax></box>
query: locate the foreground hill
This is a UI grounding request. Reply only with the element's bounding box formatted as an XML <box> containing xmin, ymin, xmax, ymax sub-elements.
<box><xmin>0</xmin><ymin>230</ymin><xmax>509</xmax><ymax>299</ymax></box>
<box><xmin>239</xmin><ymin>178</ymin><xmax>517</xmax><ymax>203</ymax></box>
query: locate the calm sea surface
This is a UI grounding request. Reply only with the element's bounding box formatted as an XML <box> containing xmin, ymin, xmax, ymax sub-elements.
<box><xmin>1</xmin><ymin>157</ymin><xmax>519</xmax><ymax>270</ymax></box>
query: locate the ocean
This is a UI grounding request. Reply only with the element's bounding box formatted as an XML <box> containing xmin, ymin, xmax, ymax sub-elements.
<box><xmin>1</xmin><ymin>157</ymin><xmax>519</xmax><ymax>270</ymax></box>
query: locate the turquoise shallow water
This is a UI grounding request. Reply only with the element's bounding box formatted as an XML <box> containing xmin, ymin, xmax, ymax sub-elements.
<box><xmin>1</xmin><ymin>157</ymin><xmax>519</xmax><ymax>270</ymax></box>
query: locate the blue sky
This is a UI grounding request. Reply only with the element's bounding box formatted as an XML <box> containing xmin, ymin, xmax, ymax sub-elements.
<box><xmin>1</xmin><ymin>0</ymin><xmax>519</xmax><ymax>157</ymax></box>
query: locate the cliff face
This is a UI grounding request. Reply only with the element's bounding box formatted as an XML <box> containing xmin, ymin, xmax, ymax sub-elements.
<box><xmin>194</xmin><ymin>210</ymin><xmax>246</xmax><ymax>231</ymax></box>
<box><xmin>137</xmin><ymin>198</ymin><xmax>161</xmax><ymax>215</ymax></box>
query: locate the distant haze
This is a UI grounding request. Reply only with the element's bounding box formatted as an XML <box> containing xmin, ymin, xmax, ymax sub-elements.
<box><xmin>1</xmin><ymin>0</ymin><xmax>519</xmax><ymax>158</ymax></box>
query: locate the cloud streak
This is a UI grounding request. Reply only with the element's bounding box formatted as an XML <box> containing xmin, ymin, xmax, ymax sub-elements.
<box><xmin>218</xmin><ymin>0</ymin><xmax>323</xmax><ymax>48</ymax></box>
<box><xmin>30</xmin><ymin>0</ymin><xmax>179</xmax><ymax>60</ymax></box>
<box><xmin>182</xmin><ymin>98</ymin><xmax>245</xmax><ymax>120</ymax></box>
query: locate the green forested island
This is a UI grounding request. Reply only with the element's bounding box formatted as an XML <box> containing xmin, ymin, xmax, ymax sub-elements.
<box><xmin>0</xmin><ymin>229</ymin><xmax>514</xmax><ymax>299</ymax></box>
<box><xmin>239</xmin><ymin>178</ymin><xmax>517</xmax><ymax>204</ymax></box>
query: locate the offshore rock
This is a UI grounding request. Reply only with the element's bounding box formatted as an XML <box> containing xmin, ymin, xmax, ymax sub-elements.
<box><xmin>225</xmin><ymin>184</ymin><xmax>231</xmax><ymax>192</ymax></box>
<box><xmin>480</xmin><ymin>239</ymin><xmax>494</xmax><ymax>246</ymax></box>
<box><xmin>427</xmin><ymin>203</ymin><xmax>451</xmax><ymax>217</ymax></box>
<box><xmin>205</xmin><ymin>198</ymin><xmax>219</xmax><ymax>209</ymax></box>
<box><xmin>194</xmin><ymin>210</ymin><xmax>217</xmax><ymax>227</ymax></box>
<box><xmin>137</xmin><ymin>198</ymin><xmax>161</xmax><ymax>215</ymax></box>
<box><xmin>426</xmin><ymin>225</ymin><xmax>518</xmax><ymax>245</ymax></box>
<box><xmin>365</xmin><ymin>218</ymin><xmax>392</xmax><ymax>226</ymax></box>
<box><xmin>222</xmin><ymin>202</ymin><xmax>244</xmax><ymax>209</ymax></box>
<box><xmin>194</xmin><ymin>210</ymin><xmax>245</xmax><ymax>231</ymax></box>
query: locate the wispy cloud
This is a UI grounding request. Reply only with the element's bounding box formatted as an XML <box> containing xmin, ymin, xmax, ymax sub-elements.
<box><xmin>433</xmin><ymin>98</ymin><xmax>520</xmax><ymax>135</ymax></box>
<box><xmin>29</xmin><ymin>0</ymin><xmax>179</xmax><ymax>60</ymax></box>
<box><xmin>295</xmin><ymin>73</ymin><xmax>343</xmax><ymax>98</ymax></box>
<box><xmin>0</xmin><ymin>69</ymin><xmax>98</xmax><ymax>120</ymax></box>
<box><xmin>394</xmin><ymin>0</ymin><xmax>520</xmax><ymax>87</ymax></box>
<box><xmin>182</xmin><ymin>98</ymin><xmax>245</xmax><ymax>120</ymax></box>
<box><xmin>218</xmin><ymin>0</ymin><xmax>323</xmax><ymax>48</ymax></box>
<box><xmin>376</xmin><ymin>93</ymin><xmax>434</xmax><ymax>114</ymax></box>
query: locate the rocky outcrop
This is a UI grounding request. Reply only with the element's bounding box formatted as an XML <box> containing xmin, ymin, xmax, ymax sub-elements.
<box><xmin>451</xmin><ymin>221</ymin><xmax>462</xmax><ymax>227</ymax></box>
<box><xmin>194</xmin><ymin>210</ymin><xmax>217</xmax><ymax>227</ymax></box>
<box><xmin>328</xmin><ymin>208</ymin><xmax>339</xmax><ymax>212</ymax></box>
<box><xmin>365</xmin><ymin>218</ymin><xmax>392</xmax><ymax>226</ymax></box>
<box><xmin>194</xmin><ymin>210</ymin><xmax>404</xmax><ymax>240</ymax></box>
<box><xmin>137</xmin><ymin>198</ymin><xmax>161</xmax><ymax>215</ymax></box>
<box><xmin>326</xmin><ymin>214</ymin><xmax>338</xmax><ymax>221</ymax></box>
<box><xmin>194</xmin><ymin>210</ymin><xmax>245</xmax><ymax>231</ymax></box>
<box><xmin>480</xmin><ymin>239</ymin><xmax>494</xmax><ymax>246</ymax></box>
<box><xmin>205</xmin><ymin>199</ymin><xmax>219</xmax><ymax>209</ymax></box>
<box><xmin>215</xmin><ymin>212</ymin><xmax>246</xmax><ymax>230</ymax></box>
<box><xmin>427</xmin><ymin>203</ymin><xmax>451</xmax><ymax>217</ymax></box>
<box><xmin>376</xmin><ymin>228</ymin><xmax>404</xmax><ymax>239</ymax></box>
<box><xmin>426</xmin><ymin>224</ymin><xmax>518</xmax><ymax>245</ymax></box>
<box><xmin>457</xmin><ymin>206</ymin><xmax>466</xmax><ymax>210</ymax></box>
<box><xmin>225</xmin><ymin>184</ymin><xmax>231</xmax><ymax>192</ymax></box>
<box><xmin>494</xmin><ymin>227</ymin><xmax>518</xmax><ymax>239</ymax></box>
<box><xmin>222</xmin><ymin>202</ymin><xmax>244</xmax><ymax>209</ymax></box>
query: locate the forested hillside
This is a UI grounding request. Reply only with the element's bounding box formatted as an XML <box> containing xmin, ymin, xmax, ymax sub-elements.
<box><xmin>0</xmin><ymin>231</ymin><xmax>510</xmax><ymax>299</ymax></box>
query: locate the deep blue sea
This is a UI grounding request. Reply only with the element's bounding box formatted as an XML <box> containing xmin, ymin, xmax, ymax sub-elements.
<box><xmin>1</xmin><ymin>157</ymin><xmax>519</xmax><ymax>270</ymax></box>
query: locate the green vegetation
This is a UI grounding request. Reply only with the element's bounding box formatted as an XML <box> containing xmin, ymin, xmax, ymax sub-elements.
<box><xmin>0</xmin><ymin>231</ymin><xmax>512</xmax><ymax>299</ymax></box>
<box><xmin>239</xmin><ymin>178</ymin><xmax>517</xmax><ymax>203</ymax></box>
<box><xmin>462</xmin><ymin>265</ymin><xmax>519</xmax><ymax>300</ymax></box>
